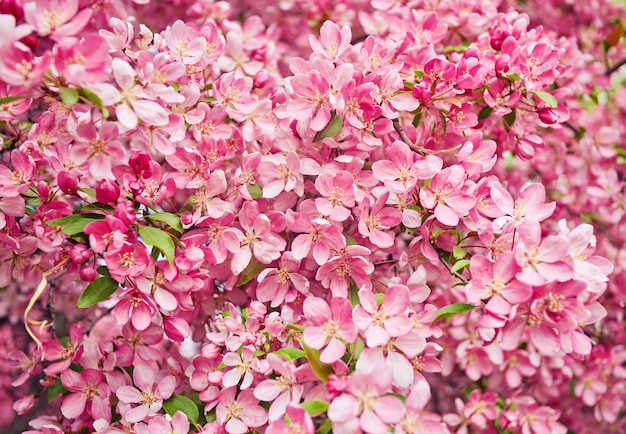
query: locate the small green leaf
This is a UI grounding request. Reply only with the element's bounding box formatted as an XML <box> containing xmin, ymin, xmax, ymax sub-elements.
<box><xmin>146</xmin><ymin>212</ymin><xmax>183</xmax><ymax>233</ymax></box>
<box><xmin>60</xmin><ymin>87</ymin><xmax>79</xmax><ymax>105</ymax></box>
<box><xmin>435</xmin><ymin>303</ymin><xmax>476</xmax><ymax>322</ymax></box>
<box><xmin>375</xmin><ymin>293</ymin><xmax>385</xmax><ymax>305</ymax></box>
<box><xmin>163</xmin><ymin>395</ymin><xmax>200</xmax><ymax>424</ymax></box>
<box><xmin>0</xmin><ymin>94</ymin><xmax>31</xmax><ymax>104</ymax></box>
<box><xmin>450</xmin><ymin>258</ymin><xmax>471</xmax><ymax>274</ymax></box>
<box><xmin>313</xmin><ymin>112</ymin><xmax>343</xmax><ymax>142</ymax></box>
<box><xmin>452</xmin><ymin>245</ymin><xmax>467</xmax><ymax>260</ymax></box>
<box><xmin>412</xmin><ymin>110</ymin><xmax>423</xmax><ymax>127</ymax></box>
<box><xmin>530</xmin><ymin>90</ymin><xmax>558</xmax><ymax>108</ymax></box>
<box><xmin>349</xmin><ymin>280</ymin><xmax>360</xmax><ymax>307</ymax></box>
<box><xmin>601</xmin><ymin>39</ymin><xmax>610</xmax><ymax>53</ymax></box>
<box><xmin>76</xmin><ymin>276</ymin><xmax>119</xmax><ymax>308</ymax></box>
<box><xmin>478</xmin><ymin>106</ymin><xmax>493</xmax><ymax>120</ymax></box>
<box><xmin>138</xmin><ymin>226</ymin><xmax>175</xmax><ymax>265</ymax></box>
<box><xmin>78</xmin><ymin>187</ymin><xmax>96</xmax><ymax>197</ymax></box>
<box><xmin>272</xmin><ymin>347</ymin><xmax>306</xmax><ymax>361</ymax></box>
<box><xmin>247</xmin><ymin>183</ymin><xmax>263</xmax><ymax>199</ymax></box>
<box><xmin>301</xmin><ymin>400</ymin><xmax>329</xmax><ymax>415</ymax></box>
<box><xmin>503</xmin><ymin>110</ymin><xmax>516</xmax><ymax>128</ymax></box>
<box><xmin>78</xmin><ymin>87</ymin><xmax>109</xmax><ymax>117</ymax></box>
<box><xmin>47</xmin><ymin>379</ymin><xmax>68</xmax><ymax>402</ymax></box>
<box><xmin>46</xmin><ymin>214</ymin><xmax>104</xmax><ymax>235</ymax></box>
<box><xmin>236</xmin><ymin>256</ymin><xmax>267</xmax><ymax>286</ymax></box>
<box><xmin>301</xmin><ymin>341</ymin><xmax>334</xmax><ymax>383</ymax></box>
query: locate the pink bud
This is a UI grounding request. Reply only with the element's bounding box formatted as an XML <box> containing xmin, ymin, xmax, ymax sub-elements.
<box><xmin>164</xmin><ymin>316</ymin><xmax>191</xmax><ymax>342</ymax></box>
<box><xmin>538</xmin><ymin>107</ymin><xmax>559</xmax><ymax>124</ymax></box>
<box><xmin>80</xmin><ymin>266</ymin><xmax>98</xmax><ymax>282</ymax></box>
<box><xmin>326</xmin><ymin>374</ymin><xmax>346</xmax><ymax>400</ymax></box>
<box><xmin>13</xmin><ymin>395</ymin><xmax>35</xmax><ymax>415</ymax></box>
<box><xmin>96</xmin><ymin>179</ymin><xmax>120</xmax><ymax>203</ymax></box>
<box><xmin>70</xmin><ymin>244</ymin><xmax>92</xmax><ymax>264</ymax></box>
<box><xmin>58</xmin><ymin>171</ymin><xmax>78</xmax><ymax>195</ymax></box>
<box><xmin>253</xmin><ymin>69</ymin><xmax>269</xmax><ymax>89</ymax></box>
<box><xmin>36</xmin><ymin>180</ymin><xmax>49</xmax><ymax>199</ymax></box>
<box><xmin>201</xmin><ymin>343</ymin><xmax>220</xmax><ymax>359</ymax></box>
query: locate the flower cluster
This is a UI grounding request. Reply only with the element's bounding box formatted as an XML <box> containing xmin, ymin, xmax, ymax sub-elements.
<box><xmin>1</xmin><ymin>0</ymin><xmax>626</xmax><ymax>432</ymax></box>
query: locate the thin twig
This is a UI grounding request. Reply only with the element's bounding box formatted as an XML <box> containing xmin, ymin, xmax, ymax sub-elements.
<box><xmin>392</xmin><ymin>119</ymin><xmax>426</xmax><ymax>156</ymax></box>
<box><xmin>606</xmin><ymin>57</ymin><xmax>626</xmax><ymax>76</ymax></box>
<box><xmin>438</xmin><ymin>251</ymin><xmax>469</xmax><ymax>284</ymax></box>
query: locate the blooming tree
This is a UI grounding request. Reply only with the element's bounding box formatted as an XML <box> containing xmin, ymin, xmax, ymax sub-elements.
<box><xmin>1</xmin><ymin>0</ymin><xmax>626</xmax><ymax>433</ymax></box>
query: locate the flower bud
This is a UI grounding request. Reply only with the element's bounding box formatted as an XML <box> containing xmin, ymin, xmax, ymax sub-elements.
<box><xmin>58</xmin><ymin>171</ymin><xmax>78</xmax><ymax>195</ymax></box>
<box><xmin>253</xmin><ymin>69</ymin><xmax>269</xmax><ymax>89</ymax></box>
<box><xmin>80</xmin><ymin>266</ymin><xmax>98</xmax><ymax>282</ymax></box>
<box><xmin>70</xmin><ymin>244</ymin><xmax>92</xmax><ymax>264</ymax></box>
<box><xmin>164</xmin><ymin>316</ymin><xmax>191</xmax><ymax>342</ymax></box>
<box><xmin>96</xmin><ymin>178</ymin><xmax>120</xmax><ymax>203</ymax></box>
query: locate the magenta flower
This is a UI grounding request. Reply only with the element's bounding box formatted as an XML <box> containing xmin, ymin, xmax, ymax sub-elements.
<box><xmin>303</xmin><ymin>296</ymin><xmax>357</xmax><ymax>364</ymax></box>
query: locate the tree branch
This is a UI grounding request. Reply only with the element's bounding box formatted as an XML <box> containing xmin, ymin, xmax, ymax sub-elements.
<box><xmin>606</xmin><ymin>57</ymin><xmax>626</xmax><ymax>76</ymax></box>
<box><xmin>392</xmin><ymin>119</ymin><xmax>426</xmax><ymax>156</ymax></box>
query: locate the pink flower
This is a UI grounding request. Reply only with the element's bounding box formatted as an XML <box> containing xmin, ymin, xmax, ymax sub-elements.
<box><xmin>357</xmin><ymin>192</ymin><xmax>403</xmax><ymax>248</ymax></box>
<box><xmin>61</xmin><ymin>369</ymin><xmax>111</xmax><ymax>421</ymax></box>
<box><xmin>419</xmin><ymin>165</ymin><xmax>476</xmax><ymax>226</ymax></box>
<box><xmin>285</xmin><ymin>209</ymin><xmax>346</xmax><ymax>265</ymax></box>
<box><xmin>216</xmin><ymin>387</ymin><xmax>267</xmax><ymax>433</ymax></box>
<box><xmin>105</xmin><ymin>242</ymin><xmax>151</xmax><ymax>281</ymax></box>
<box><xmin>256</xmin><ymin>252</ymin><xmax>309</xmax><ymax>307</ymax></box>
<box><xmin>253</xmin><ymin>354</ymin><xmax>304</xmax><ymax>421</ymax></box>
<box><xmin>308</xmin><ymin>20</ymin><xmax>352</xmax><ymax>62</ymax></box>
<box><xmin>116</xmin><ymin>364</ymin><xmax>176</xmax><ymax>423</ymax></box>
<box><xmin>303</xmin><ymin>296</ymin><xmax>357</xmax><ymax>363</ymax></box>
<box><xmin>328</xmin><ymin>364</ymin><xmax>404</xmax><ymax>433</ymax></box>
<box><xmin>314</xmin><ymin>170</ymin><xmax>356</xmax><ymax>222</ymax></box>
<box><xmin>353</xmin><ymin>285</ymin><xmax>412</xmax><ymax>347</ymax></box>
<box><xmin>316</xmin><ymin>245</ymin><xmax>374</xmax><ymax>297</ymax></box>
<box><xmin>266</xmin><ymin>404</ymin><xmax>315</xmax><ymax>434</ymax></box>
<box><xmin>23</xmin><ymin>0</ymin><xmax>92</xmax><ymax>40</ymax></box>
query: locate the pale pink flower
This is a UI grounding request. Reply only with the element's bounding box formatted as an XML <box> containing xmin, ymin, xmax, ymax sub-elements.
<box><xmin>419</xmin><ymin>165</ymin><xmax>476</xmax><ymax>226</ymax></box>
<box><xmin>303</xmin><ymin>296</ymin><xmax>357</xmax><ymax>363</ymax></box>
<box><xmin>285</xmin><ymin>209</ymin><xmax>346</xmax><ymax>265</ymax></box>
<box><xmin>308</xmin><ymin>20</ymin><xmax>352</xmax><ymax>62</ymax></box>
<box><xmin>216</xmin><ymin>387</ymin><xmax>267</xmax><ymax>433</ymax></box>
<box><xmin>256</xmin><ymin>252</ymin><xmax>309</xmax><ymax>307</ymax></box>
<box><xmin>23</xmin><ymin>0</ymin><xmax>92</xmax><ymax>40</ymax></box>
<box><xmin>253</xmin><ymin>354</ymin><xmax>304</xmax><ymax>421</ymax></box>
<box><xmin>314</xmin><ymin>170</ymin><xmax>356</xmax><ymax>222</ymax></box>
<box><xmin>266</xmin><ymin>404</ymin><xmax>314</xmax><ymax>434</ymax></box>
<box><xmin>353</xmin><ymin>285</ymin><xmax>412</xmax><ymax>347</ymax></box>
<box><xmin>357</xmin><ymin>192</ymin><xmax>403</xmax><ymax>248</ymax></box>
<box><xmin>316</xmin><ymin>245</ymin><xmax>374</xmax><ymax>297</ymax></box>
<box><xmin>116</xmin><ymin>364</ymin><xmax>176</xmax><ymax>423</ymax></box>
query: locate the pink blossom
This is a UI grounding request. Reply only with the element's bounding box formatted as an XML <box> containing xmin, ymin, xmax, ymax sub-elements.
<box><xmin>116</xmin><ymin>364</ymin><xmax>176</xmax><ymax>423</ymax></box>
<box><xmin>303</xmin><ymin>296</ymin><xmax>357</xmax><ymax>364</ymax></box>
<box><xmin>316</xmin><ymin>245</ymin><xmax>374</xmax><ymax>298</ymax></box>
<box><xmin>419</xmin><ymin>165</ymin><xmax>476</xmax><ymax>226</ymax></box>
<box><xmin>216</xmin><ymin>387</ymin><xmax>267</xmax><ymax>433</ymax></box>
<box><xmin>61</xmin><ymin>369</ymin><xmax>111</xmax><ymax>421</ymax></box>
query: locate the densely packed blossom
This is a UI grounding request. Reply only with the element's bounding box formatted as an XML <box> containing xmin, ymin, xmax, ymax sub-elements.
<box><xmin>1</xmin><ymin>0</ymin><xmax>625</xmax><ymax>432</ymax></box>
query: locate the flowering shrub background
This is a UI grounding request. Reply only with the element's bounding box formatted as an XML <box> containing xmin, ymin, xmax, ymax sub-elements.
<box><xmin>1</xmin><ymin>0</ymin><xmax>626</xmax><ymax>432</ymax></box>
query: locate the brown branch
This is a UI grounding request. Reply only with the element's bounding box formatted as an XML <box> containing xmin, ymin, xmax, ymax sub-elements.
<box><xmin>437</xmin><ymin>251</ymin><xmax>469</xmax><ymax>284</ymax></box>
<box><xmin>392</xmin><ymin>119</ymin><xmax>426</xmax><ymax>156</ymax></box>
<box><xmin>606</xmin><ymin>57</ymin><xmax>626</xmax><ymax>76</ymax></box>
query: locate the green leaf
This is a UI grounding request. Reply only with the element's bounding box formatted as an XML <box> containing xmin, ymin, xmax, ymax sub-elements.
<box><xmin>450</xmin><ymin>258</ymin><xmax>471</xmax><ymax>274</ymax></box>
<box><xmin>503</xmin><ymin>110</ymin><xmax>516</xmax><ymax>128</ymax></box>
<box><xmin>375</xmin><ymin>293</ymin><xmax>384</xmax><ymax>305</ymax></box>
<box><xmin>78</xmin><ymin>187</ymin><xmax>96</xmax><ymax>197</ymax></box>
<box><xmin>452</xmin><ymin>245</ymin><xmax>467</xmax><ymax>260</ymax></box>
<box><xmin>601</xmin><ymin>39</ymin><xmax>610</xmax><ymax>53</ymax></box>
<box><xmin>412</xmin><ymin>110</ymin><xmax>423</xmax><ymax>127</ymax></box>
<box><xmin>530</xmin><ymin>90</ymin><xmax>558</xmax><ymax>108</ymax></box>
<box><xmin>60</xmin><ymin>87</ymin><xmax>79</xmax><ymax>105</ymax></box>
<box><xmin>435</xmin><ymin>303</ymin><xmax>476</xmax><ymax>322</ymax></box>
<box><xmin>138</xmin><ymin>226</ymin><xmax>175</xmax><ymax>265</ymax></box>
<box><xmin>313</xmin><ymin>112</ymin><xmax>343</xmax><ymax>142</ymax></box>
<box><xmin>301</xmin><ymin>400</ymin><xmax>329</xmax><ymax>415</ymax></box>
<box><xmin>47</xmin><ymin>379</ymin><xmax>68</xmax><ymax>402</ymax></box>
<box><xmin>272</xmin><ymin>347</ymin><xmax>306</xmax><ymax>361</ymax></box>
<box><xmin>236</xmin><ymin>256</ymin><xmax>267</xmax><ymax>286</ymax></box>
<box><xmin>247</xmin><ymin>183</ymin><xmax>263</xmax><ymax>199</ymax></box>
<box><xmin>46</xmin><ymin>214</ymin><xmax>104</xmax><ymax>235</ymax></box>
<box><xmin>301</xmin><ymin>341</ymin><xmax>334</xmax><ymax>383</ymax></box>
<box><xmin>0</xmin><ymin>94</ymin><xmax>31</xmax><ymax>104</ymax></box>
<box><xmin>78</xmin><ymin>87</ymin><xmax>109</xmax><ymax>118</ymax></box>
<box><xmin>349</xmin><ymin>280</ymin><xmax>360</xmax><ymax>307</ymax></box>
<box><xmin>76</xmin><ymin>276</ymin><xmax>119</xmax><ymax>308</ymax></box>
<box><xmin>478</xmin><ymin>106</ymin><xmax>493</xmax><ymax>120</ymax></box>
<box><xmin>163</xmin><ymin>394</ymin><xmax>200</xmax><ymax>424</ymax></box>
<box><xmin>146</xmin><ymin>212</ymin><xmax>183</xmax><ymax>233</ymax></box>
